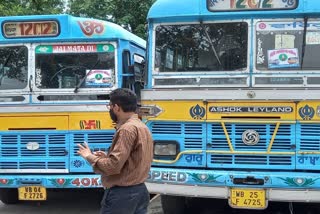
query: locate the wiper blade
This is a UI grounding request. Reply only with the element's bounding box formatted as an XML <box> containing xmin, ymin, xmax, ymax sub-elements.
<box><xmin>200</xmin><ymin>22</ymin><xmax>222</xmax><ymax>65</ymax></box>
<box><xmin>74</xmin><ymin>59</ymin><xmax>100</xmax><ymax>93</ymax></box>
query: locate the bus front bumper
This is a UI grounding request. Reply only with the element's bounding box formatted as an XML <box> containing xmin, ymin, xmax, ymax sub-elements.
<box><xmin>146</xmin><ymin>167</ymin><xmax>320</xmax><ymax>203</ymax></box>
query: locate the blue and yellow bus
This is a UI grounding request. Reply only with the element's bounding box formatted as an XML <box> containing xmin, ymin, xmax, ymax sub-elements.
<box><xmin>143</xmin><ymin>0</ymin><xmax>320</xmax><ymax>212</ymax></box>
<box><xmin>0</xmin><ymin>14</ymin><xmax>145</xmax><ymax>204</ymax></box>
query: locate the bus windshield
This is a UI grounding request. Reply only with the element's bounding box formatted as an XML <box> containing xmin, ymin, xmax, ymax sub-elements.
<box><xmin>35</xmin><ymin>44</ymin><xmax>115</xmax><ymax>89</ymax></box>
<box><xmin>0</xmin><ymin>46</ymin><xmax>28</xmax><ymax>90</ymax></box>
<box><xmin>256</xmin><ymin>19</ymin><xmax>320</xmax><ymax>71</ymax></box>
<box><xmin>154</xmin><ymin>22</ymin><xmax>248</xmax><ymax>73</ymax></box>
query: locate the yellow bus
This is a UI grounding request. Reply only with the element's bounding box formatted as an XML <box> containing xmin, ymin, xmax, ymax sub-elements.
<box><xmin>143</xmin><ymin>0</ymin><xmax>320</xmax><ymax>213</ymax></box>
<box><xmin>0</xmin><ymin>14</ymin><xmax>145</xmax><ymax>204</ymax></box>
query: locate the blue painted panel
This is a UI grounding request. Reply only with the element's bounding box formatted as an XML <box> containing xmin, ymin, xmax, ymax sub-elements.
<box><xmin>0</xmin><ymin>131</ymin><xmax>69</xmax><ymax>170</ymax></box>
<box><xmin>0</xmin><ymin>130</ymin><xmax>115</xmax><ymax>173</ymax></box>
<box><xmin>69</xmin><ymin>131</ymin><xmax>114</xmax><ymax>172</ymax></box>
<box><xmin>148</xmin><ymin>121</ymin><xmax>207</xmax><ymax>167</ymax></box>
<box><xmin>148</xmin><ymin>167</ymin><xmax>320</xmax><ymax>189</ymax></box>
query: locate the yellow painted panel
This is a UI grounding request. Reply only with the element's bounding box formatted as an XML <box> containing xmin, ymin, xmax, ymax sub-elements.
<box><xmin>142</xmin><ymin>101</ymin><xmax>296</xmax><ymax>121</ymax></box>
<box><xmin>142</xmin><ymin>101</ymin><xmax>206</xmax><ymax>121</ymax></box>
<box><xmin>70</xmin><ymin>113</ymin><xmax>115</xmax><ymax>130</ymax></box>
<box><xmin>0</xmin><ymin>116</ymin><xmax>68</xmax><ymax>130</ymax></box>
<box><xmin>0</xmin><ymin>112</ymin><xmax>115</xmax><ymax>131</ymax></box>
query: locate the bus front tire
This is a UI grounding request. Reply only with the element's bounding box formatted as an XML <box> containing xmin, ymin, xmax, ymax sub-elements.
<box><xmin>0</xmin><ymin>188</ymin><xmax>19</xmax><ymax>204</ymax></box>
<box><xmin>161</xmin><ymin>195</ymin><xmax>187</xmax><ymax>214</ymax></box>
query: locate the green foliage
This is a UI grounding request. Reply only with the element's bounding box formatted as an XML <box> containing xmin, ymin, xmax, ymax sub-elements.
<box><xmin>68</xmin><ymin>0</ymin><xmax>155</xmax><ymax>39</ymax></box>
<box><xmin>0</xmin><ymin>0</ymin><xmax>64</xmax><ymax>16</ymax></box>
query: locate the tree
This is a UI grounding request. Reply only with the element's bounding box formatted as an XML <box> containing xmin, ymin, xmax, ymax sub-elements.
<box><xmin>0</xmin><ymin>0</ymin><xmax>64</xmax><ymax>16</ymax></box>
<box><xmin>68</xmin><ymin>0</ymin><xmax>155</xmax><ymax>39</ymax></box>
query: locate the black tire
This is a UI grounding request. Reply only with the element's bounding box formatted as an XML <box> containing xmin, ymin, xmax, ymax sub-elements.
<box><xmin>161</xmin><ymin>195</ymin><xmax>186</xmax><ymax>214</ymax></box>
<box><xmin>0</xmin><ymin>188</ymin><xmax>19</xmax><ymax>204</ymax></box>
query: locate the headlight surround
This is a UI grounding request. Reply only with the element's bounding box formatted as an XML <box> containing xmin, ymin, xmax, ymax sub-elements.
<box><xmin>154</xmin><ymin>140</ymin><xmax>179</xmax><ymax>158</ymax></box>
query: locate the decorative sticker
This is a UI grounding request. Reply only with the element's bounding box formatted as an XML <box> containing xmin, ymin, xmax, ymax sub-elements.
<box><xmin>71</xmin><ymin>177</ymin><xmax>101</xmax><ymax>187</ymax></box>
<box><xmin>256</xmin><ymin>38</ymin><xmax>265</xmax><ymax>64</ymax></box>
<box><xmin>49</xmin><ymin>178</ymin><xmax>73</xmax><ymax>187</ymax></box>
<box><xmin>0</xmin><ymin>178</ymin><xmax>14</xmax><ymax>185</ymax></box>
<box><xmin>148</xmin><ymin>170</ymin><xmax>188</xmax><ymax>183</ymax></box>
<box><xmin>298</xmin><ymin>156</ymin><xmax>320</xmax><ymax>165</ymax></box>
<box><xmin>275</xmin><ymin>34</ymin><xmax>295</xmax><ymax>49</ymax></box>
<box><xmin>306</xmin><ymin>32</ymin><xmax>320</xmax><ymax>45</ymax></box>
<box><xmin>185</xmin><ymin>154</ymin><xmax>203</xmax><ymax>165</ymax></box>
<box><xmin>268</xmin><ymin>48</ymin><xmax>299</xmax><ymax>69</ymax></box>
<box><xmin>36</xmin><ymin>44</ymin><xmax>114</xmax><ymax>54</ymax></box>
<box><xmin>72</xmin><ymin>160</ymin><xmax>86</xmax><ymax>168</ymax></box>
<box><xmin>257</xmin><ymin>21</ymin><xmax>320</xmax><ymax>31</ymax></box>
<box><xmin>189</xmin><ymin>104</ymin><xmax>206</xmax><ymax>120</ymax></box>
<box><xmin>209</xmin><ymin>106</ymin><xmax>293</xmax><ymax>113</ymax></box>
<box><xmin>187</xmin><ymin>173</ymin><xmax>222</xmax><ymax>183</ymax></box>
<box><xmin>278</xmin><ymin>177</ymin><xmax>319</xmax><ymax>187</ymax></box>
<box><xmin>85</xmin><ymin>69</ymin><xmax>113</xmax><ymax>87</ymax></box>
<box><xmin>79</xmin><ymin>120</ymin><xmax>101</xmax><ymax>129</ymax></box>
<box><xmin>77</xmin><ymin>20</ymin><xmax>105</xmax><ymax>36</ymax></box>
<box><xmin>299</xmin><ymin>105</ymin><xmax>315</xmax><ymax>120</ymax></box>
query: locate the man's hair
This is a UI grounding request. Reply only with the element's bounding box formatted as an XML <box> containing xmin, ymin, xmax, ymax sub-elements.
<box><xmin>109</xmin><ymin>88</ymin><xmax>137</xmax><ymax>112</ymax></box>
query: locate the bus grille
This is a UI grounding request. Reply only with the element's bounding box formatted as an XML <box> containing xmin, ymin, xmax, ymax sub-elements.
<box><xmin>151</xmin><ymin>122</ymin><xmax>205</xmax><ymax>149</ymax></box>
<box><xmin>297</xmin><ymin>124</ymin><xmax>320</xmax><ymax>151</ymax></box>
<box><xmin>0</xmin><ymin>131</ymin><xmax>114</xmax><ymax>173</ymax></box>
<box><xmin>149</xmin><ymin>122</ymin><xmax>296</xmax><ymax>169</ymax></box>
<box><xmin>0</xmin><ymin>132</ymin><xmax>68</xmax><ymax>172</ymax></box>
<box><xmin>208</xmin><ymin>123</ymin><xmax>294</xmax><ymax>169</ymax></box>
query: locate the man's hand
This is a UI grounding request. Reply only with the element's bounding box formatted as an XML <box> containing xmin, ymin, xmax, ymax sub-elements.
<box><xmin>77</xmin><ymin>142</ymin><xmax>92</xmax><ymax>159</ymax></box>
<box><xmin>93</xmin><ymin>151</ymin><xmax>108</xmax><ymax>158</ymax></box>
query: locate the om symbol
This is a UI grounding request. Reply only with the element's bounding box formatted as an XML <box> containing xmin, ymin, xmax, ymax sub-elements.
<box><xmin>282</xmin><ymin>0</ymin><xmax>295</xmax><ymax>6</ymax></box>
<box><xmin>78</xmin><ymin>20</ymin><xmax>105</xmax><ymax>36</ymax></box>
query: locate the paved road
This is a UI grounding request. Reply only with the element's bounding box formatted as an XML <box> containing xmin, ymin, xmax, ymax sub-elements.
<box><xmin>1</xmin><ymin>190</ymin><xmax>320</xmax><ymax>214</ymax></box>
<box><xmin>0</xmin><ymin>189</ymin><xmax>161</xmax><ymax>214</ymax></box>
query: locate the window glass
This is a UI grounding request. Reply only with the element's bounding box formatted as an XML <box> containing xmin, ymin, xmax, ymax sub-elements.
<box><xmin>0</xmin><ymin>46</ymin><xmax>28</xmax><ymax>90</ymax></box>
<box><xmin>155</xmin><ymin>22</ymin><xmax>248</xmax><ymax>73</ymax></box>
<box><xmin>35</xmin><ymin>44</ymin><xmax>115</xmax><ymax>89</ymax></box>
<box><xmin>256</xmin><ymin>20</ymin><xmax>320</xmax><ymax>71</ymax></box>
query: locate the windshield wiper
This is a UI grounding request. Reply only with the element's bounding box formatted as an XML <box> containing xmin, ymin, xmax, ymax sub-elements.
<box><xmin>74</xmin><ymin>59</ymin><xmax>100</xmax><ymax>93</ymax></box>
<box><xmin>300</xmin><ymin>17</ymin><xmax>308</xmax><ymax>70</ymax></box>
<box><xmin>200</xmin><ymin>22</ymin><xmax>222</xmax><ymax>66</ymax></box>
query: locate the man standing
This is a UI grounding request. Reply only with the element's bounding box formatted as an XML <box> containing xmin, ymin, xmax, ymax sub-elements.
<box><xmin>77</xmin><ymin>88</ymin><xmax>154</xmax><ymax>214</ymax></box>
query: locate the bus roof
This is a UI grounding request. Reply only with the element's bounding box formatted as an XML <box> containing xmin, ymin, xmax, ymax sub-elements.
<box><xmin>0</xmin><ymin>14</ymin><xmax>146</xmax><ymax>47</ymax></box>
<box><xmin>148</xmin><ymin>0</ymin><xmax>320</xmax><ymax>21</ymax></box>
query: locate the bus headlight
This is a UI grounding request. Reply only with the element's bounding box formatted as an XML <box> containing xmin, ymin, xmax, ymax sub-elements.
<box><xmin>154</xmin><ymin>141</ymin><xmax>179</xmax><ymax>157</ymax></box>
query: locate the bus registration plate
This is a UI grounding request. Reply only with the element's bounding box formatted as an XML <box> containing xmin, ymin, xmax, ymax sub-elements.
<box><xmin>229</xmin><ymin>188</ymin><xmax>266</xmax><ymax>209</ymax></box>
<box><xmin>18</xmin><ymin>186</ymin><xmax>47</xmax><ymax>201</ymax></box>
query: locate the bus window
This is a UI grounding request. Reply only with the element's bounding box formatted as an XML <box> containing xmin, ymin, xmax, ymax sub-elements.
<box><xmin>35</xmin><ymin>45</ymin><xmax>115</xmax><ymax>89</ymax></box>
<box><xmin>0</xmin><ymin>46</ymin><xmax>28</xmax><ymax>90</ymax></box>
<box><xmin>122</xmin><ymin>50</ymin><xmax>131</xmax><ymax>74</ymax></box>
<box><xmin>256</xmin><ymin>19</ymin><xmax>320</xmax><ymax>71</ymax></box>
<box><xmin>154</xmin><ymin>22</ymin><xmax>248</xmax><ymax>73</ymax></box>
